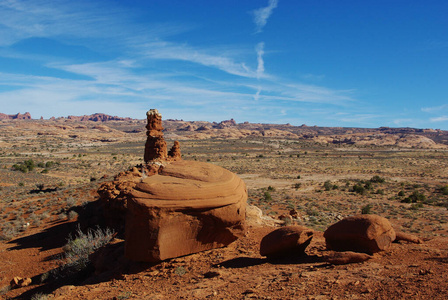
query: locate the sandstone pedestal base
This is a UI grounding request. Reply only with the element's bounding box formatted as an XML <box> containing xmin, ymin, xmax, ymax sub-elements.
<box><xmin>125</xmin><ymin>160</ymin><xmax>247</xmax><ymax>262</ymax></box>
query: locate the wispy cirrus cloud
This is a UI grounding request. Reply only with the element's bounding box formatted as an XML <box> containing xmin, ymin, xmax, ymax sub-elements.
<box><xmin>430</xmin><ymin>116</ymin><xmax>448</xmax><ymax>122</ymax></box>
<box><xmin>140</xmin><ymin>41</ymin><xmax>261</xmax><ymax>79</ymax></box>
<box><xmin>255</xmin><ymin>42</ymin><xmax>265</xmax><ymax>79</ymax></box>
<box><xmin>421</xmin><ymin>104</ymin><xmax>448</xmax><ymax>113</ymax></box>
<box><xmin>252</xmin><ymin>0</ymin><xmax>279</xmax><ymax>33</ymax></box>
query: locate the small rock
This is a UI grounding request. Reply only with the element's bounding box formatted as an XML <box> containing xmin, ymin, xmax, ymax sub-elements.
<box><xmin>394</xmin><ymin>231</ymin><xmax>423</xmax><ymax>244</ymax></box>
<box><xmin>10</xmin><ymin>277</ymin><xmax>32</xmax><ymax>288</ymax></box>
<box><xmin>260</xmin><ymin>225</ymin><xmax>314</xmax><ymax>258</ymax></box>
<box><xmin>324</xmin><ymin>251</ymin><xmax>373</xmax><ymax>265</ymax></box>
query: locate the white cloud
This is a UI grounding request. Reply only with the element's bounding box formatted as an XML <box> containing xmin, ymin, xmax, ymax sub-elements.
<box><xmin>430</xmin><ymin>116</ymin><xmax>448</xmax><ymax>122</ymax></box>
<box><xmin>421</xmin><ymin>104</ymin><xmax>448</xmax><ymax>113</ymax></box>
<box><xmin>141</xmin><ymin>41</ymin><xmax>261</xmax><ymax>78</ymax></box>
<box><xmin>252</xmin><ymin>0</ymin><xmax>279</xmax><ymax>33</ymax></box>
<box><xmin>255</xmin><ymin>42</ymin><xmax>265</xmax><ymax>79</ymax></box>
<box><xmin>253</xmin><ymin>86</ymin><xmax>261</xmax><ymax>101</ymax></box>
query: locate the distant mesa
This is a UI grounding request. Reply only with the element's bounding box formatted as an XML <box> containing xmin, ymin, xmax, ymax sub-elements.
<box><xmin>98</xmin><ymin>109</ymin><xmax>247</xmax><ymax>262</ymax></box>
<box><xmin>0</xmin><ymin>112</ymin><xmax>31</xmax><ymax>120</ymax></box>
<box><xmin>66</xmin><ymin>113</ymin><xmax>133</xmax><ymax>122</ymax></box>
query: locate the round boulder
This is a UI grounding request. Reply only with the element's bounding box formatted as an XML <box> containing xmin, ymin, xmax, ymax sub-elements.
<box><xmin>324</xmin><ymin>214</ymin><xmax>396</xmax><ymax>254</ymax></box>
<box><xmin>260</xmin><ymin>225</ymin><xmax>314</xmax><ymax>258</ymax></box>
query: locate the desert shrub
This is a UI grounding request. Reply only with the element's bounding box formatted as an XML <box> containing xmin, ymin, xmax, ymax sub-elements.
<box><xmin>293</xmin><ymin>183</ymin><xmax>301</xmax><ymax>189</ymax></box>
<box><xmin>353</xmin><ymin>183</ymin><xmax>366</xmax><ymax>195</ymax></box>
<box><xmin>45</xmin><ymin>161</ymin><xmax>55</xmax><ymax>168</ymax></box>
<box><xmin>402</xmin><ymin>191</ymin><xmax>426</xmax><ymax>203</ymax></box>
<box><xmin>364</xmin><ymin>181</ymin><xmax>373</xmax><ymax>190</ymax></box>
<box><xmin>376</xmin><ymin>189</ymin><xmax>385</xmax><ymax>195</ymax></box>
<box><xmin>439</xmin><ymin>185</ymin><xmax>448</xmax><ymax>195</ymax></box>
<box><xmin>174</xmin><ymin>266</ymin><xmax>186</xmax><ymax>276</ymax></box>
<box><xmin>58</xmin><ymin>213</ymin><xmax>67</xmax><ymax>220</ymax></box>
<box><xmin>30</xmin><ymin>293</ymin><xmax>49</xmax><ymax>300</ymax></box>
<box><xmin>62</xmin><ymin>226</ymin><xmax>114</xmax><ymax>273</ymax></box>
<box><xmin>361</xmin><ymin>204</ymin><xmax>372</xmax><ymax>214</ymax></box>
<box><xmin>0</xmin><ymin>223</ymin><xmax>20</xmax><ymax>240</ymax></box>
<box><xmin>323</xmin><ymin>181</ymin><xmax>333</xmax><ymax>191</ymax></box>
<box><xmin>68</xmin><ymin>211</ymin><xmax>78</xmax><ymax>220</ymax></box>
<box><xmin>37</xmin><ymin>162</ymin><xmax>45</xmax><ymax>168</ymax></box>
<box><xmin>65</xmin><ymin>197</ymin><xmax>77</xmax><ymax>208</ymax></box>
<box><xmin>410</xmin><ymin>203</ymin><xmax>424</xmax><ymax>210</ymax></box>
<box><xmin>267</xmin><ymin>185</ymin><xmax>275</xmax><ymax>192</ymax></box>
<box><xmin>370</xmin><ymin>175</ymin><xmax>385</xmax><ymax>183</ymax></box>
<box><xmin>12</xmin><ymin>163</ymin><xmax>28</xmax><ymax>173</ymax></box>
<box><xmin>0</xmin><ymin>284</ymin><xmax>11</xmax><ymax>295</ymax></box>
<box><xmin>398</xmin><ymin>190</ymin><xmax>405</xmax><ymax>197</ymax></box>
<box><xmin>263</xmin><ymin>191</ymin><xmax>272</xmax><ymax>202</ymax></box>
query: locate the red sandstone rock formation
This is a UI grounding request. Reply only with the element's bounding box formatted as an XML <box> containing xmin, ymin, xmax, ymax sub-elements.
<box><xmin>144</xmin><ymin>109</ymin><xmax>167</xmax><ymax>161</ymax></box>
<box><xmin>67</xmin><ymin>113</ymin><xmax>132</xmax><ymax>122</ymax></box>
<box><xmin>144</xmin><ymin>109</ymin><xmax>181</xmax><ymax>162</ymax></box>
<box><xmin>125</xmin><ymin>160</ymin><xmax>247</xmax><ymax>262</ymax></box>
<box><xmin>394</xmin><ymin>231</ymin><xmax>423</xmax><ymax>244</ymax></box>
<box><xmin>324</xmin><ymin>215</ymin><xmax>396</xmax><ymax>254</ymax></box>
<box><xmin>260</xmin><ymin>225</ymin><xmax>313</xmax><ymax>259</ymax></box>
<box><xmin>168</xmin><ymin>140</ymin><xmax>181</xmax><ymax>160</ymax></box>
<box><xmin>0</xmin><ymin>112</ymin><xmax>32</xmax><ymax>120</ymax></box>
<box><xmin>99</xmin><ymin>109</ymin><xmax>246</xmax><ymax>262</ymax></box>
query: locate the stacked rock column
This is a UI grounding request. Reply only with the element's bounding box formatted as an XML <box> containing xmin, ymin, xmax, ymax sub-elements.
<box><xmin>144</xmin><ymin>109</ymin><xmax>167</xmax><ymax>162</ymax></box>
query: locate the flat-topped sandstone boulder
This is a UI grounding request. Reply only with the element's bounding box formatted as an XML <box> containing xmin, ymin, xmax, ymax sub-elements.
<box><xmin>126</xmin><ymin>160</ymin><xmax>247</xmax><ymax>262</ymax></box>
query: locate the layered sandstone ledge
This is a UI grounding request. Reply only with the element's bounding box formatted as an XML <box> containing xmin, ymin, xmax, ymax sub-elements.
<box><xmin>126</xmin><ymin>160</ymin><xmax>247</xmax><ymax>262</ymax></box>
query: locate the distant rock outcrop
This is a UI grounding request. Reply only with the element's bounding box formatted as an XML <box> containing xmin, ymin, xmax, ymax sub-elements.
<box><xmin>66</xmin><ymin>113</ymin><xmax>132</xmax><ymax>122</ymax></box>
<box><xmin>0</xmin><ymin>112</ymin><xmax>31</xmax><ymax>120</ymax></box>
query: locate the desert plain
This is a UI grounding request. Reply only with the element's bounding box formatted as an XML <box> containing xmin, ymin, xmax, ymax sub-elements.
<box><xmin>1</xmin><ymin>115</ymin><xmax>448</xmax><ymax>299</ymax></box>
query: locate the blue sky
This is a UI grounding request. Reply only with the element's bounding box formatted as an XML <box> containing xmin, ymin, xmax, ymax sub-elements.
<box><xmin>0</xmin><ymin>0</ymin><xmax>447</xmax><ymax>129</ymax></box>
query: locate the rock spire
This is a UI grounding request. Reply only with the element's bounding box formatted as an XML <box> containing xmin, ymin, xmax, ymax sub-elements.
<box><xmin>144</xmin><ymin>109</ymin><xmax>181</xmax><ymax>162</ymax></box>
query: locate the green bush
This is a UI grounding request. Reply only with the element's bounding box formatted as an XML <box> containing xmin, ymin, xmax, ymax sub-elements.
<box><xmin>370</xmin><ymin>175</ymin><xmax>385</xmax><ymax>183</ymax></box>
<box><xmin>263</xmin><ymin>191</ymin><xmax>272</xmax><ymax>202</ymax></box>
<box><xmin>364</xmin><ymin>181</ymin><xmax>373</xmax><ymax>190</ymax></box>
<box><xmin>398</xmin><ymin>190</ymin><xmax>405</xmax><ymax>197</ymax></box>
<box><xmin>439</xmin><ymin>185</ymin><xmax>448</xmax><ymax>195</ymax></box>
<box><xmin>12</xmin><ymin>159</ymin><xmax>36</xmax><ymax>173</ymax></box>
<box><xmin>361</xmin><ymin>204</ymin><xmax>372</xmax><ymax>214</ymax></box>
<box><xmin>323</xmin><ymin>181</ymin><xmax>333</xmax><ymax>191</ymax></box>
<box><xmin>402</xmin><ymin>191</ymin><xmax>426</xmax><ymax>203</ymax></box>
<box><xmin>353</xmin><ymin>183</ymin><xmax>366</xmax><ymax>195</ymax></box>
